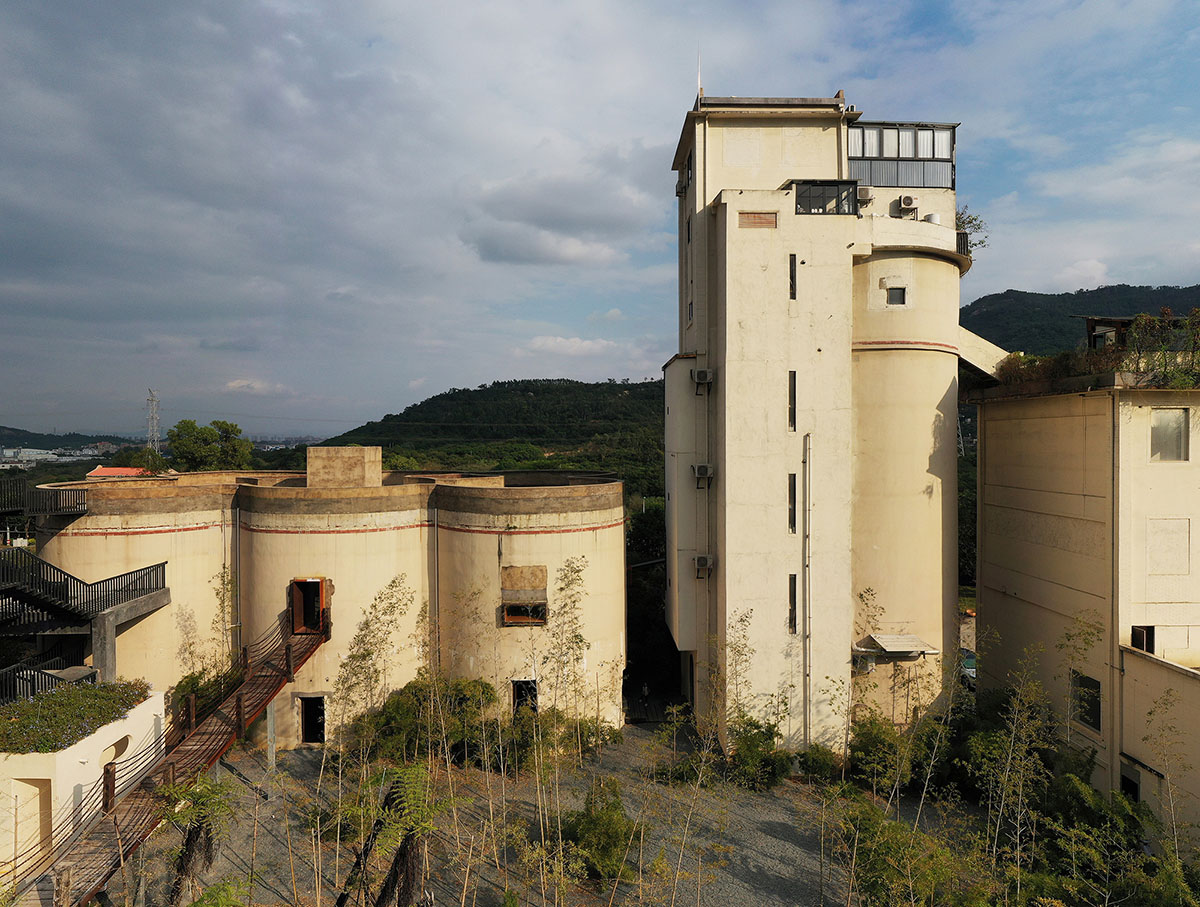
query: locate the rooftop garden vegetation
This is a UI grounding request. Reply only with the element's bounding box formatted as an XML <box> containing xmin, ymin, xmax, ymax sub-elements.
<box><xmin>0</xmin><ymin>679</ymin><xmax>150</xmax><ymax>753</ymax></box>
<box><xmin>995</xmin><ymin>308</ymin><xmax>1200</xmax><ymax>388</ymax></box>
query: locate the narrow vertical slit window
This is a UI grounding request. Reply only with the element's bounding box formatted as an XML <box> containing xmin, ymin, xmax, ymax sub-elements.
<box><xmin>788</xmin><ymin>574</ymin><xmax>797</xmax><ymax>634</ymax></box>
<box><xmin>789</xmin><ymin>254</ymin><xmax>796</xmax><ymax>300</ymax></box>
<box><xmin>788</xmin><ymin>371</ymin><xmax>796</xmax><ymax>431</ymax></box>
<box><xmin>788</xmin><ymin>473</ymin><xmax>797</xmax><ymax>533</ymax></box>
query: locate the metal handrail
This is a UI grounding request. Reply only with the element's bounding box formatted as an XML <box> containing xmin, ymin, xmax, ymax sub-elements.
<box><xmin>0</xmin><ymin>549</ymin><xmax>165</xmax><ymax>623</ymax></box>
<box><xmin>0</xmin><ymin>478</ymin><xmax>87</xmax><ymax>516</ymax></box>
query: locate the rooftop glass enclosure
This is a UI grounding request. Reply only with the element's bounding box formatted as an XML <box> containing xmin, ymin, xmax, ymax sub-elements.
<box><xmin>848</xmin><ymin>122</ymin><xmax>957</xmax><ymax>189</ymax></box>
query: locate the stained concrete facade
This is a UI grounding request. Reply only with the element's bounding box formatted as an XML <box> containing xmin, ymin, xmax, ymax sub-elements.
<box><xmin>665</xmin><ymin>94</ymin><xmax>976</xmax><ymax>747</ymax></box>
<box><xmin>976</xmin><ymin>381</ymin><xmax>1200</xmax><ymax>826</ymax></box>
<box><xmin>35</xmin><ymin>450</ymin><xmax>626</xmax><ymax>748</ymax></box>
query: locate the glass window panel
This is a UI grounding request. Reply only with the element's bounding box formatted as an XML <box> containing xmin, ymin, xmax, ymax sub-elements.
<box><xmin>1151</xmin><ymin>408</ymin><xmax>1189</xmax><ymax>461</ymax></box>
<box><xmin>934</xmin><ymin>128</ymin><xmax>953</xmax><ymax>159</ymax></box>
<box><xmin>917</xmin><ymin>129</ymin><xmax>934</xmax><ymax>159</ymax></box>
<box><xmin>897</xmin><ymin>160</ymin><xmax>924</xmax><ymax>187</ymax></box>
<box><xmin>848</xmin><ymin>127</ymin><xmax>863</xmax><ymax>157</ymax></box>
<box><xmin>899</xmin><ymin>127</ymin><xmax>916</xmax><ymax>158</ymax></box>
<box><xmin>882</xmin><ymin>128</ymin><xmax>899</xmax><ymax>158</ymax></box>
<box><xmin>863</xmin><ymin>127</ymin><xmax>881</xmax><ymax>157</ymax></box>
<box><xmin>873</xmin><ymin>160</ymin><xmax>898</xmax><ymax>187</ymax></box>
<box><xmin>924</xmin><ymin>160</ymin><xmax>953</xmax><ymax>188</ymax></box>
<box><xmin>849</xmin><ymin>160</ymin><xmax>871</xmax><ymax>183</ymax></box>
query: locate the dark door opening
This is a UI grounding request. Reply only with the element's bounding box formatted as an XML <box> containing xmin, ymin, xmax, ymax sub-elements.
<box><xmin>512</xmin><ymin>680</ymin><xmax>537</xmax><ymax>715</ymax></box>
<box><xmin>290</xmin><ymin>579</ymin><xmax>324</xmax><ymax>634</ymax></box>
<box><xmin>300</xmin><ymin>696</ymin><xmax>325</xmax><ymax>744</ymax></box>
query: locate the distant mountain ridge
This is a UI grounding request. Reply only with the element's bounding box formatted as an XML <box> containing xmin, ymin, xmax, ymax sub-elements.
<box><xmin>960</xmin><ymin>284</ymin><xmax>1200</xmax><ymax>355</ymax></box>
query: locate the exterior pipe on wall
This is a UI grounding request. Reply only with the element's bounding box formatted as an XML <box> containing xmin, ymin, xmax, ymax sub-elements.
<box><xmin>802</xmin><ymin>431</ymin><xmax>813</xmax><ymax>748</ymax></box>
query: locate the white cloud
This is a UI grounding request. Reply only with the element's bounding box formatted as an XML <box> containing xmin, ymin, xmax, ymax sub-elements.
<box><xmin>524</xmin><ymin>336</ymin><xmax>620</xmax><ymax>357</ymax></box>
<box><xmin>407</xmin><ymin>377</ymin><xmax>427</xmax><ymax>390</ymax></box>
<box><xmin>589</xmin><ymin>307</ymin><xmax>624</xmax><ymax>322</ymax></box>
<box><xmin>224</xmin><ymin>378</ymin><xmax>291</xmax><ymax>396</ymax></box>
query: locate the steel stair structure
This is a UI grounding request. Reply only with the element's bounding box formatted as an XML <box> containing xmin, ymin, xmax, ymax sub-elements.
<box><xmin>6</xmin><ymin>613</ymin><xmax>329</xmax><ymax>907</ymax></box>
<box><xmin>0</xmin><ymin>478</ymin><xmax>88</xmax><ymax>518</ymax></box>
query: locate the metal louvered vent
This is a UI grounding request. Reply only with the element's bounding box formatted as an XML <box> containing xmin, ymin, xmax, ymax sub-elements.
<box><xmin>738</xmin><ymin>211</ymin><xmax>777</xmax><ymax>228</ymax></box>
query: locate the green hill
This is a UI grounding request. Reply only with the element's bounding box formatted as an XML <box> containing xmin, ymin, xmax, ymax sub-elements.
<box><xmin>960</xmin><ymin>284</ymin><xmax>1200</xmax><ymax>355</ymax></box>
<box><xmin>326</xmin><ymin>378</ymin><xmax>665</xmax><ymax>498</ymax></box>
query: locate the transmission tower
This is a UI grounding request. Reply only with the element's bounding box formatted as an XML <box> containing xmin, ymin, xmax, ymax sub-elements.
<box><xmin>146</xmin><ymin>389</ymin><xmax>161</xmax><ymax>453</ymax></box>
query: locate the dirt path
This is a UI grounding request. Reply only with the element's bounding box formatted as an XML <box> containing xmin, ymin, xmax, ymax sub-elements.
<box><xmin>108</xmin><ymin>724</ymin><xmax>837</xmax><ymax>906</ymax></box>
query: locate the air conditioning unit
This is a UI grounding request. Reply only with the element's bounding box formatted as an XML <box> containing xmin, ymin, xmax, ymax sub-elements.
<box><xmin>675</xmin><ymin>180</ymin><xmax>687</xmax><ymax>197</ymax></box>
<box><xmin>692</xmin><ymin>463</ymin><xmax>715</xmax><ymax>479</ymax></box>
<box><xmin>694</xmin><ymin>555</ymin><xmax>715</xmax><ymax>575</ymax></box>
<box><xmin>691</xmin><ymin>368</ymin><xmax>715</xmax><ymax>385</ymax></box>
<box><xmin>856</xmin><ymin>185</ymin><xmax>874</xmax><ymax>202</ymax></box>
<box><xmin>899</xmin><ymin>194</ymin><xmax>919</xmax><ymax>210</ymax></box>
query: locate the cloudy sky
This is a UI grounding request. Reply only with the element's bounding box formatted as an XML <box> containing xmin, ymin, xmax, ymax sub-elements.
<box><xmin>3</xmin><ymin>1</ymin><xmax>1198</xmax><ymax>437</ymax></box>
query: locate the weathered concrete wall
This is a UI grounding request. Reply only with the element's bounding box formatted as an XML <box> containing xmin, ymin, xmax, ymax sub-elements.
<box><xmin>306</xmin><ymin>447</ymin><xmax>382</xmax><ymax>489</ymax></box>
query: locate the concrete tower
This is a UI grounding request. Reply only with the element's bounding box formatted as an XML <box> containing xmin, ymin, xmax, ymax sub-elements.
<box><xmin>663</xmin><ymin>94</ymin><xmax>973</xmax><ymax>747</ymax></box>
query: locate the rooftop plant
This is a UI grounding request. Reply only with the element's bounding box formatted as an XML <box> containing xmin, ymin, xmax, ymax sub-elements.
<box><xmin>995</xmin><ymin>307</ymin><xmax>1200</xmax><ymax>388</ymax></box>
<box><xmin>0</xmin><ymin>679</ymin><xmax>150</xmax><ymax>753</ymax></box>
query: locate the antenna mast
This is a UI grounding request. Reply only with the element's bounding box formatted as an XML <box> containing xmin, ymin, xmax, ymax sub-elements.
<box><xmin>146</xmin><ymin>389</ymin><xmax>161</xmax><ymax>453</ymax></box>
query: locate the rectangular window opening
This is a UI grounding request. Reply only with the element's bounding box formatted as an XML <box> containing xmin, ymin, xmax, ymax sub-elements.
<box><xmin>1070</xmin><ymin>669</ymin><xmax>1102</xmax><ymax>732</ymax></box>
<box><xmin>788</xmin><ymin>574</ymin><xmax>797</xmax><ymax>635</ymax></box>
<box><xmin>502</xmin><ymin>602</ymin><xmax>548</xmax><ymax>626</ymax></box>
<box><xmin>1131</xmin><ymin>625</ymin><xmax>1155</xmax><ymax>654</ymax></box>
<box><xmin>789</xmin><ymin>254</ymin><xmax>796</xmax><ymax>300</ymax></box>
<box><xmin>300</xmin><ymin>696</ymin><xmax>326</xmax><ymax>744</ymax></box>
<box><xmin>512</xmin><ymin>679</ymin><xmax>538</xmax><ymax>715</ymax></box>
<box><xmin>886</xmin><ymin>287</ymin><xmax>907</xmax><ymax>307</ymax></box>
<box><xmin>794</xmin><ymin>181</ymin><xmax>858</xmax><ymax>216</ymax></box>
<box><xmin>788</xmin><ymin>371</ymin><xmax>796</xmax><ymax>431</ymax></box>
<box><xmin>1151</xmin><ymin>408</ymin><xmax>1189</xmax><ymax>461</ymax></box>
<box><xmin>290</xmin><ymin>578</ymin><xmax>325</xmax><ymax>634</ymax></box>
<box><xmin>788</xmin><ymin>473</ymin><xmax>797</xmax><ymax>534</ymax></box>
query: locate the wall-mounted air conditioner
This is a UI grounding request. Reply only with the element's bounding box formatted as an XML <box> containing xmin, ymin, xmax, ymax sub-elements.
<box><xmin>692</xmin><ymin>463</ymin><xmax>715</xmax><ymax>479</ymax></box>
<box><xmin>856</xmin><ymin>186</ymin><xmax>874</xmax><ymax>202</ymax></box>
<box><xmin>691</xmin><ymin>368</ymin><xmax>715</xmax><ymax>385</ymax></box>
<box><xmin>899</xmin><ymin>194</ymin><xmax>919</xmax><ymax>210</ymax></box>
<box><xmin>694</xmin><ymin>554</ymin><xmax>715</xmax><ymax>576</ymax></box>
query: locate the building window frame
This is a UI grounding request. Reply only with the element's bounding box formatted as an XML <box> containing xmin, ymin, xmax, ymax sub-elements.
<box><xmin>788</xmin><ymin>473</ymin><xmax>797</xmax><ymax>533</ymax></box>
<box><xmin>1131</xmin><ymin>625</ymin><xmax>1155</xmax><ymax>654</ymax></box>
<box><xmin>1070</xmin><ymin>669</ymin><xmax>1102</xmax><ymax>733</ymax></box>
<box><xmin>886</xmin><ymin>287</ymin><xmax>907</xmax><ymax>307</ymax></box>
<box><xmin>793</xmin><ymin>181</ymin><xmax>858</xmax><ymax>216</ymax></box>
<box><xmin>1150</xmin><ymin>407</ymin><xmax>1189</xmax><ymax>462</ymax></box>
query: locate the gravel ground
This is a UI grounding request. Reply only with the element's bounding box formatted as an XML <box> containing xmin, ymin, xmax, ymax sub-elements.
<box><xmin>109</xmin><ymin>723</ymin><xmax>840</xmax><ymax>907</ymax></box>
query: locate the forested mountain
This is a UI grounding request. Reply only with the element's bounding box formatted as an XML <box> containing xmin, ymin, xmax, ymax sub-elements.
<box><xmin>327</xmin><ymin>378</ymin><xmax>665</xmax><ymax>498</ymax></box>
<box><xmin>960</xmin><ymin>284</ymin><xmax>1200</xmax><ymax>354</ymax></box>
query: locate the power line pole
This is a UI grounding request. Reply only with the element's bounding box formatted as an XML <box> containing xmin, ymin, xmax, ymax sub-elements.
<box><xmin>146</xmin><ymin>389</ymin><xmax>161</xmax><ymax>453</ymax></box>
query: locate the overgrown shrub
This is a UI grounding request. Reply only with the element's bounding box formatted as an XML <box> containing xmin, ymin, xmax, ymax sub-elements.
<box><xmin>848</xmin><ymin>713</ymin><xmax>908</xmax><ymax>796</ymax></box>
<box><xmin>796</xmin><ymin>742</ymin><xmax>841</xmax><ymax>783</ymax></box>
<box><xmin>561</xmin><ymin>777</ymin><xmax>642</xmax><ymax>880</ymax></box>
<box><xmin>0</xmin><ymin>679</ymin><xmax>150</xmax><ymax>753</ymax></box>
<box><xmin>726</xmin><ymin>714</ymin><xmax>792</xmax><ymax>790</ymax></box>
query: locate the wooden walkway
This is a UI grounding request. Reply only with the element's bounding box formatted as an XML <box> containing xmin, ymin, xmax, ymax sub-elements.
<box><xmin>13</xmin><ymin>627</ymin><xmax>325</xmax><ymax>907</ymax></box>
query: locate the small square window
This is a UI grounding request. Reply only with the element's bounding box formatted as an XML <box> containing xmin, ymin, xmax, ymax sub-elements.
<box><xmin>886</xmin><ymin>287</ymin><xmax>907</xmax><ymax>306</ymax></box>
<box><xmin>1151</xmin><ymin>408</ymin><xmax>1189</xmax><ymax>461</ymax></box>
<box><xmin>1131</xmin><ymin>625</ymin><xmax>1155</xmax><ymax>653</ymax></box>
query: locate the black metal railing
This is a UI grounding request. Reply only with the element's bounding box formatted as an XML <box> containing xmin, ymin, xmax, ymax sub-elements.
<box><xmin>0</xmin><ymin>549</ymin><xmax>166</xmax><ymax>626</ymax></box>
<box><xmin>957</xmin><ymin>230</ymin><xmax>971</xmax><ymax>257</ymax></box>
<box><xmin>0</xmin><ymin>477</ymin><xmax>88</xmax><ymax>516</ymax></box>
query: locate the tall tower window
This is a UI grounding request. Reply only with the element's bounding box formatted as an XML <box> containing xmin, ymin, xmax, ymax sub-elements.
<box><xmin>789</xmin><ymin>254</ymin><xmax>796</xmax><ymax>299</ymax></box>
<box><xmin>788</xmin><ymin>371</ymin><xmax>796</xmax><ymax>431</ymax></box>
<box><xmin>788</xmin><ymin>574</ymin><xmax>797</xmax><ymax>634</ymax></box>
<box><xmin>788</xmin><ymin>473</ymin><xmax>797</xmax><ymax>533</ymax></box>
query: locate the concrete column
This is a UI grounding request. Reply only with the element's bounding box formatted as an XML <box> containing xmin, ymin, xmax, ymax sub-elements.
<box><xmin>91</xmin><ymin>613</ymin><xmax>117</xmax><ymax>682</ymax></box>
<box><xmin>266</xmin><ymin>702</ymin><xmax>276</xmax><ymax>773</ymax></box>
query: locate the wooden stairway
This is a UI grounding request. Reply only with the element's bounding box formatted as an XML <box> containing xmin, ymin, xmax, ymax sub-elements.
<box><xmin>10</xmin><ymin>618</ymin><xmax>326</xmax><ymax>907</ymax></box>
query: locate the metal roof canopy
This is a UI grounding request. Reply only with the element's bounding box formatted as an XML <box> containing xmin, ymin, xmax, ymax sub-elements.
<box><xmin>854</xmin><ymin>634</ymin><xmax>940</xmax><ymax>656</ymax></box>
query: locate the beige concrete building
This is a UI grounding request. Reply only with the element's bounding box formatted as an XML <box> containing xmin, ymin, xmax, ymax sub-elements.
<box><xmin>975</xmin><ymin>376</ymin><xmax>1200</xmax><ymax>825</ymax></box>
<box><xmin>27</xmin><ymin>448</ymin><xmax>626</xmax><ymax>747</ymax></box>
<box><xmin>664</xmin><ymin>93</ymin><xmax>993</xmax><ymax>747</ymax></box>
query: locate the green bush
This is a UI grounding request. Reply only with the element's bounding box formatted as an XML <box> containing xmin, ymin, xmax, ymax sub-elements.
<box><xmin>796</xmin><ymin>742</ymin><xmax>841</xmax><ymax>782</ymax></box>
<box><xmin>562</xmin><ymin>777</ymin><xmax>642</xmax><ymax>880</ymax></box>
<box><xmin>0</xmin><ymin>680</ymin><xmax>151</xmax><ymax>753</ymax></box>
<box><xmin>726</xmin><ymin>714</ymin><xmax>792</xmax><ymax>790</ymax></box>
<box><xmin>849</xmin><ymin>713</ymin><xmax>908</xmax><ymax>795</ymax></box>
